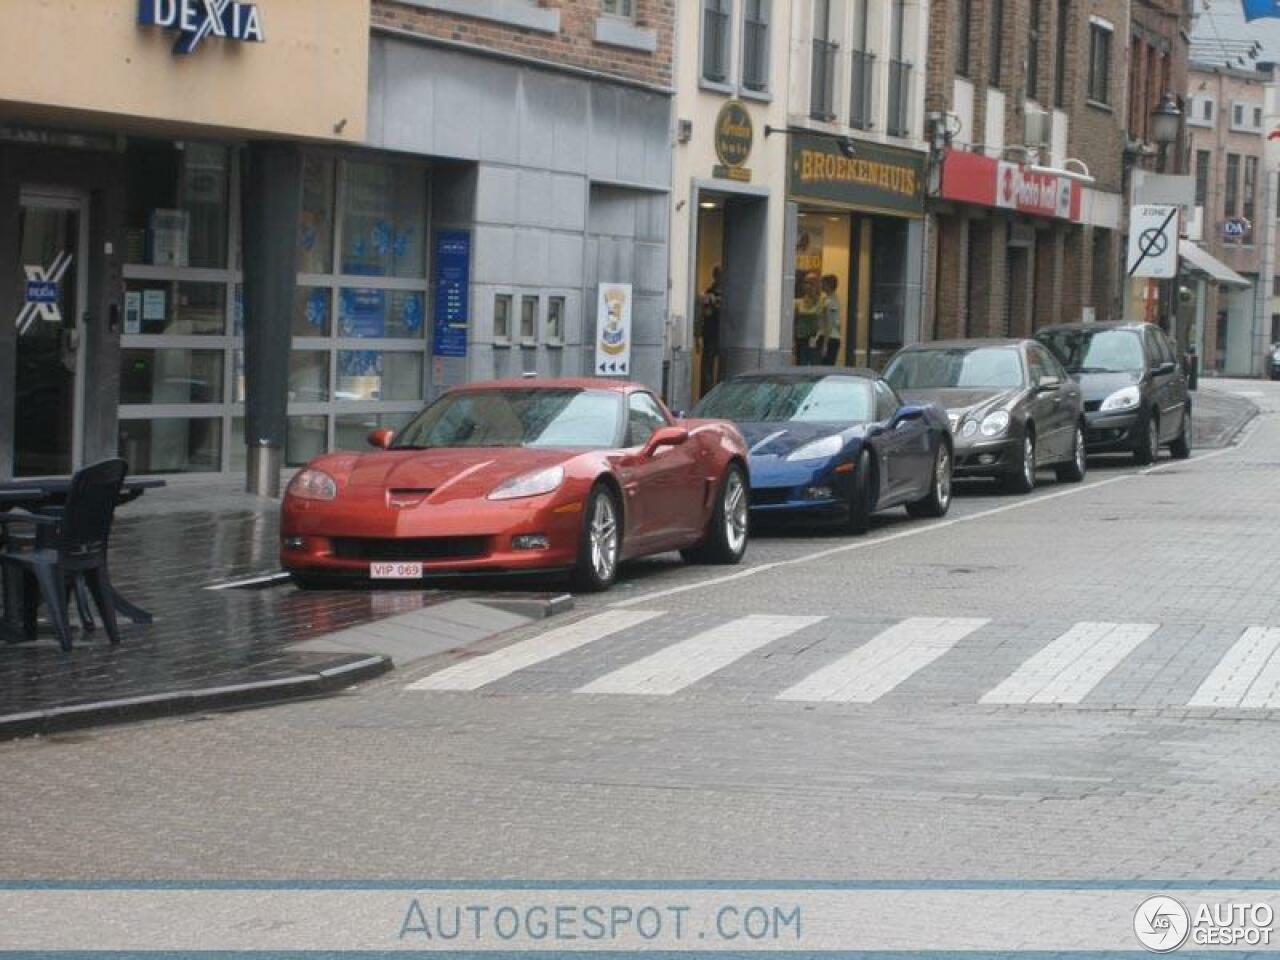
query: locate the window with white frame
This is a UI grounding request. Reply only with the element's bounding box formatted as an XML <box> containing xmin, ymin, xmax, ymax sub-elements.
<box><xmin>600</xmin><ymin>0</ymin><xmax>634</xmax><ymax>18</ymax></box>
<box><xmin>741</xmin><ymin>0</ymin><xmax>770</xmax><ymax>92</ymax></box>
<box><xmin>1229</xmin><ymin>100</ymin><xmax>1262</xmax><ymax>133</ymax></box>
<box><xmin>1187</xmin><ymin>94</ymin><xmax>1214</xmax><ymax>128</ymax></box>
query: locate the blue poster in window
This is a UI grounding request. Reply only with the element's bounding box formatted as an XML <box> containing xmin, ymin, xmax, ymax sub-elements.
<box><xmin>433</xmin><ymin>230</ymin><xmax>470</xmax><ymax>358</ymax></box>
<box><xmin>339</xmin><ymin>288</ymin><xmax>386</xmax><ymax>338</ymax></box>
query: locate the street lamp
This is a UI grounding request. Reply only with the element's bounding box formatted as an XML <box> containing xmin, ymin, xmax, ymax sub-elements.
<box><xmin>1150</xmin><ymin>93</ymin><xmax>1181</xmax><ymax>172</ymax></box>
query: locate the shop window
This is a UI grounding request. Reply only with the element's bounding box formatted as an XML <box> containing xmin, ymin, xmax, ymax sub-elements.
<box><xmin>338</xmin><ymin>288</ymin><xmax>426</xmax><ymax>339</ymax></box>
<box><xmin>287</xmin><ymin>416</ymin><xmax>329</xmax><ymax>468</ymax></box>
<box><xmin>293</xmin><ymin>287</ymin><xmax>332</xmax><ymax>337</ymax></box>
<box><xmin>118</xmin><ymin>418</ymin><xmax>222</xmax><ymax>474</ymax></box>
<box><xmin>298</xmin><ymin>156</ymin><xmax>336</xmax><ymax>275</ymax></box>
<box><xmin>335</xmin><ymin>412</ymin><xmax>413</xmax><ymax>451</ymax></box>
<box><xmin>336</xmin><ymin>351</ymin><xmax>422</xmax><ymax>402</ymax></box>
<box><xmin>742</xmin><ymin>0</ymin><xmax>771</xmax><ymax>92</ymax></box>
<box><xmin>120</xmin><ymin>349</ymin><xmax>225</xmax><ymax>405</ymax></box>
<box><xmin>289</xmin><ymin>351</ymin><xmax>331</xmax><ymax>403</ymax></box>
<box><xmin>340</xmin><ymin>161</ymin><xmax>426</xmax><ymax>279</ymax></box>
<box><xmin>494</xmin><ymin>293</ymin><xmax>513</xmax><ymax>343</ymax></box>
<box><xmin>1087</xmin><ymin>21</ymin><xmax>1111</xmax><ymax>105</ymax></box>
<box><xmin>124</xmin><ymin>281</ymin><xmax>225</xmax><ymax>336</ymax></box>
<box><xmin>125</xmin><ymin>140</ymin><xmax>229</xmax><ymax>269</ymax></box>
<box><xmin>520</xmin><ymin>295</ymin><xmax>539</xmax><ymax>344</ymax></box>
<box><xmin>547</xmin><ymin>296</ymin><xmax>566</xmax><ymax>346</ymax></box>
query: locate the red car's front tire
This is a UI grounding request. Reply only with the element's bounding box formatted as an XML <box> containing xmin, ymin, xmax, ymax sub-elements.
<box><xmin>571</xmin><ymin>484</ymin><xmax>621</xmax><ymax>592</ymax></box>
<box><xmin>681</xmin><ymin>463</ymin><xmax>749</xmax><ymax>565</ymax></box>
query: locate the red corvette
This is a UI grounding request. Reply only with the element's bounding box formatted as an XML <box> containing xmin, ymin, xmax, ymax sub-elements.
<box><xmin>280</xmin><ymin>378</ymin><xmax>750</xmax><ymax>591</ymax></box>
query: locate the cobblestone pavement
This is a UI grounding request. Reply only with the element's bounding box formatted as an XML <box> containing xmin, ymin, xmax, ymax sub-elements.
<box><xmin>0</xmin><ymin>382</ymin><xmax>1274</xmax><ymax>882</ymax></box>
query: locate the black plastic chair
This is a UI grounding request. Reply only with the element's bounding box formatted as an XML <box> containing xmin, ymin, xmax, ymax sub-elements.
<box><xmin>0</xmin><ymin>459</ymin><xmax>128</xmax><ymax>651</ymax></box>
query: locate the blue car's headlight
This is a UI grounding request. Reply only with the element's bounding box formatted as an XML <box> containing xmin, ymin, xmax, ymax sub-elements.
<box><xmin>785</xmin><ymin>435</ymin><xmax>845</xmax><ymax>461</ymax></box>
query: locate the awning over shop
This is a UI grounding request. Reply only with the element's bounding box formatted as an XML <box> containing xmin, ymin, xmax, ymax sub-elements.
<box><xmin>1179</xmin><ymin>240</ymin><xmax>1251</xmax><ymax>289</ymax></box>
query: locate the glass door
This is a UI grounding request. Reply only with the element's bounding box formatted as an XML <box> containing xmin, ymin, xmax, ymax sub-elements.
<box><xmin>14</xmin><ymin>190</ymin><xmax>87</xmax><ymax>476</ymax></box>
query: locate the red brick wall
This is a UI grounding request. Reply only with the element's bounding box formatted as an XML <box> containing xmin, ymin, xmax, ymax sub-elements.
<box><xmin>372</xmin><ymin>0</ymin><xmax>675</xmax><ymax>89</ymax></box>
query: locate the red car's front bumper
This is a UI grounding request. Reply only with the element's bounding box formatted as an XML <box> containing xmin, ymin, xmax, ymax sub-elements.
<box><xmin>280</xmin><ymin>493</ymin><xmax>586</xmax><ymax>582</ymax></box>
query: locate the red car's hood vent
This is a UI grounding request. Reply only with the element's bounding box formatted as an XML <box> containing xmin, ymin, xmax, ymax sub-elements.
<box><xmin>344</xmin><ymin>447</ymin><xmax>576</xmax><ymax>504</ymax></box>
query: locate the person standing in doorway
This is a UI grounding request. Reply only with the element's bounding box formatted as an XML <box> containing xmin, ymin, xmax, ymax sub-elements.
<box><xmin>698</xmin><ymin>267</ymin><xmax>723</xmax><ymax>398</ymax></box>
<box><xmin>818</xmin><ymin>274</ymin><xmax>842</xmax><ymax>365</ymax></box>
<box><xmin>794</xmin><ymin>272</ymin><xmax>821</xmax><ymax>365</ymax></box>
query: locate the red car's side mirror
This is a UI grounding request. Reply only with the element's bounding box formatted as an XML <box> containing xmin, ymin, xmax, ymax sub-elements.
<box><xmin>367</xmin><ymin>428</ymin><xmax>395</xmax><ymax>450</ymax></box>
<box><xmin>642</xmin><ymin>425</ymin><xmax>689</xmax><ymax>458</ymax></box>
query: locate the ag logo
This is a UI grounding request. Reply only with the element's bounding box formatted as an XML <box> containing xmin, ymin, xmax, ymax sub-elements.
<box><xmin>1134</xmin><ymin>896</ymin><xmax>1190</xmax><ymax>952</ymax></box>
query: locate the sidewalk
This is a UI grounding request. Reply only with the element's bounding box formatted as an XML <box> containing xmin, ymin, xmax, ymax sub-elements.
<box><xmin>1192</xmin><ymin>381</ymin><xmax>1260</xmax><ymax>449</ymax></box>
<box><xmin>0</xmin><ymin>481</ymin><xmax>569</xmax><ymax>739</ymax></box>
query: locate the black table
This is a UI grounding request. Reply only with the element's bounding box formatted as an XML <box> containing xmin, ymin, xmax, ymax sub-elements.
<box><xmin>0</xmin><ymin>478</ymin><xmax>168</xmax><ymax>641</ymax></box>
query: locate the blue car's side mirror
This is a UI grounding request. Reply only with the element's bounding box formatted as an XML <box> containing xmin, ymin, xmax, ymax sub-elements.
<box><xmin>891</xmin><ymin>405</ymin><xmax>926</xmax><ymax>428</ymax></box>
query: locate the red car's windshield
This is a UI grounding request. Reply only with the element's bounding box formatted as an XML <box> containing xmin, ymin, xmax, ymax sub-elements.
<box><xmin>392</xmin><ymin>388</ymin><xmax>622</xmax><ymax>449</ymax></box>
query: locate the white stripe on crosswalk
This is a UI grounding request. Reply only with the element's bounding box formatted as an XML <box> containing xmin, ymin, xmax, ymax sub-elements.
<box><xmin>777</xmin><ymin>617</ymin><xmax>989</xmax><ymax>703</ymax></box>
<box><xmin>1188</xmin><ymin>627</ymin><xmax>1280</xmax><ymax>709</ymax></box>
<box><xmin>406</xmin><ymin>609</ymin><xmax>665</xmax><ymax>692</ymax></box>
<box><xmin>980</xmin><ymin>621</ymin><xmax>1158</xmax><ymax>705</ymax></box>
<box><xmin>577</xmin><ymin>614</ymin><xmax>825</xmax><ymax>696</ymax></box>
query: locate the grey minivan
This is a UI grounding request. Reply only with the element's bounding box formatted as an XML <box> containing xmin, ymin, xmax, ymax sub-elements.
<box><xmin>1035</xmin><ymin>322</ymin><xmax>1191</xmax><ymax>464</ymax></box>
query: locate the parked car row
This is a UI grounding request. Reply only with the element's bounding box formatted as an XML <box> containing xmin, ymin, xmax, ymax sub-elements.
<box><xmin>280</xmin><ymin>322</ymin><xmax>1192</xmax><ymax>593</ymax></box>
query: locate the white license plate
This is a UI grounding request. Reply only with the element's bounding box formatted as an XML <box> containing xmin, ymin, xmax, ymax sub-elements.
<box><xmin>370</xmin><ymin>561</ymin><xmax>423</xmax><ymax>579</ymax></box>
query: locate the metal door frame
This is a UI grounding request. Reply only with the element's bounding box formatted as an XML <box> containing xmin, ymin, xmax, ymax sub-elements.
<box><xmin>18</xmin><ymin>186</ymin><xmax>90</xmax><ymax>473</ymax></box>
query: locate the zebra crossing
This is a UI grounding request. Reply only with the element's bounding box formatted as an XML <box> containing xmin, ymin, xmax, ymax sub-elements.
<box><xmin>404</xmin><ymin>610</ymin><xmax>1280</xmax><ymax>711</ymax></box>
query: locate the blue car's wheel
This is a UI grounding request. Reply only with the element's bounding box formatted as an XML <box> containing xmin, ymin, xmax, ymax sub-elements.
<box><xmin>845</xmin><ymin>449</ymin><xmax>874</xmax><ymax>534</ymax></box>
<box><xmin>907</xmin><ymin>441</ymin><xmax>952</xmax><ymax>518</ymax></box>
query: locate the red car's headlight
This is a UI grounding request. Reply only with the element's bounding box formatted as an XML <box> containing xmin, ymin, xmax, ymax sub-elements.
<box><xmin>488</xmin><ymin>465</ymin><xmax>565</xmax><ymax>501</ymax></box>
<box><xmin>288</xmin><ymin>468</ymin><xmax>338</xmax><ymax>501</ymax></box>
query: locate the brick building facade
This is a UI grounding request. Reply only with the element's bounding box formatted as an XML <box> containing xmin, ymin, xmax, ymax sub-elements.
<box><xmin>925</xmin><ymin>0</ymin><xmax>1189</xmax><ymax>341</ymax></box>
<box><xmin>373</xmin><ymin>0</ymin><xmax>675</xmax><ymax>89</ymax></box>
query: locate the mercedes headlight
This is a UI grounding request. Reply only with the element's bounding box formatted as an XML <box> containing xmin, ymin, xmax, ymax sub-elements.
<box><xmin>786</xmin><ymin>435</ymin><xmax>845</xmax><ymax>461</ymax></box>
<box><xmin>979</xmin><ymin>411</ymin><xmax>1010</xmax><ymax>438</ymax></box>
<box><xmin>488</xmin><ymin>465</ymin><xmax>566</xmax><ymax>501</ymax></box>
<box><xmin>288</xmin><ymin>468</ymin><xmax>338</xmax><ymax>501</ymax></box>
<box><xmin>1100</xmin><ymin>386</ymin><xmax>1140</xmax><ymax>412</ymax></box>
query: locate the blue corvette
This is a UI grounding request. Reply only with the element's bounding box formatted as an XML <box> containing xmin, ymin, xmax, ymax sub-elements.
<box><xmin>691</xmin><ymin>368</ymin><xmax>953</xmax><ymax>533</ymax></box>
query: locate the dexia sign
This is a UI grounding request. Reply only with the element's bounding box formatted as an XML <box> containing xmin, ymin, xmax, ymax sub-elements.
<box><xmin>138</xmin><ymin>0</ymin><xmax>265</xmax><ymax>55</ymax></box>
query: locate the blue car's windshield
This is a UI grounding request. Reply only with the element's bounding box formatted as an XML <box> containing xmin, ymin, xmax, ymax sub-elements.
<box><xmin>694</xmin><ymin>376</ymin><xmax>873</xmax><ymax>423</ymax></box>
<box><xmin>393</xmin><ymin>388</ymin><xmax>621</xmax><ymax>449</ymax></box>
<box><xmin>884</xmin><ymin>347</ymin><xmax>1024</xmax><ymax>390</ymax></box>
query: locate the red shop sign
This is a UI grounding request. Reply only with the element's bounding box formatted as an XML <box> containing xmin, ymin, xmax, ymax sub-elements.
<box><xmin>939</xmin><ymin>149</ymin><xmax>1081</xmax><ymax>222</ymax></box>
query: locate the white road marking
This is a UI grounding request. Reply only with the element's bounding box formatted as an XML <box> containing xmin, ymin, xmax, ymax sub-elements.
<box><xmin>205</xmin><ymin>571</ymin><xmax>293</xmax><ymax>591</ymax></box>
<box><xmin>407</xmin><ymin>609</ymin><xmax>665</xmax><ymax>691</ymax></box>
<box><xmin>611</xmin><ymin>425</ymin><xmax>1258</xmax><ymax>611</ymax></box>
<box><xmin>980</xmin><ymin>622</ymin><xmax>1158</xmax><ymax>705</ymax></box>
<box><xmin>777</xmin><ymin>617</ymin><xmax>989</xmax><ymax>703</ymax></box>
<box><xmin>577</xmin><ymin>614</ymin><xmax>824</xmax><ymax>696</ymax></box>
<box><xmin>1188</xmin><ymin>627</ymin><xmax>1280</xmax><ymax>709</ymax></box>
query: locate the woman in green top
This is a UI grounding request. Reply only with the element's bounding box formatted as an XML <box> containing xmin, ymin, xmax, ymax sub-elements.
<box><xmin>794</xmin><ymin>272</ymin><xmax>821</xmax><ymax>365</ymax></box>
